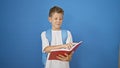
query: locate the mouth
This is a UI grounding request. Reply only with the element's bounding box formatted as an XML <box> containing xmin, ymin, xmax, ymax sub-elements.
<box><xmin>55</xmin><ymin>24</ymin><xmax>61</xmax><ymax>27</ymax></box>
<box><xmin>56</xmin><ymin>24</ymin><xmax>61</xmax><ymax>25</ymax></box>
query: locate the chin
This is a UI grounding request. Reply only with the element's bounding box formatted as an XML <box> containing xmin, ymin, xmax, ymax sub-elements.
<box><xmin>56</xmin><ymin>27</ymin><xmax>61</xmax><ymax>29</ymax></box>
<box><xmin>55</xmin><ymin>26</ymin><xmax>61</xmax><ymax>28</ymax></box>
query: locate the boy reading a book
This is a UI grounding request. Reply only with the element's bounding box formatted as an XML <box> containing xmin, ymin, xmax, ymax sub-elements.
<box><xmin>41</xmin><ymin>6</ymin><xmax>74</xmax><ymax>68</ymax></box>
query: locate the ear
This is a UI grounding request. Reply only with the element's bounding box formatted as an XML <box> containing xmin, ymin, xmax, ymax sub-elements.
<box><xmin>48</xmin><ymin>17</ymin><xmax>52</xmax><ymax>23</ymax></box>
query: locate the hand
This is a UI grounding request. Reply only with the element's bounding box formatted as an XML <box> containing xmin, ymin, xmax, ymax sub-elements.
<box><xmin>64</xmin><ymin>43</ymin><xmax>73</xmax><ymax>50</ymax></box>
<box><xmin>56</xmin><ymin>51</ymin><xmax>74</xmax><ymax>61</ymax></box>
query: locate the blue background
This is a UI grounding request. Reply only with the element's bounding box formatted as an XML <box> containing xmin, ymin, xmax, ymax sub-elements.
<box><xmin>0</xmin><ymin>0</ymin><xmax>120</xmax><ymax>68</ymax></box>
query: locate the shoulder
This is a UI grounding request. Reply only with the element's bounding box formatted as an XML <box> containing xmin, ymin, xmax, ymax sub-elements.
<box><xmin>67</xmin><ymin>30</ymin><xmax>71</xmax><ymax>33</ymax></box>
<box><xmin>65</xmin><ymin>30</ymin><xmax>72</xmax><ymax>34</ymax></box>
<box><xmin>41</xmin><ymin>29</ymin><xmax>52</xmax><ymax>36</ymax></box>
<box><xmin>41</xmin><ymin>31</ymin><xmax>46</xmax><ymax>36</ymax></box>
<box><xmin>67</xmin><ymin>30</ymin><xmax>72</xmax><ymax>36</ymax></box>
<box><xmin>62</xmin><ymin>29</ymin><xmax>72</xmax><ymax>35</ymax></box>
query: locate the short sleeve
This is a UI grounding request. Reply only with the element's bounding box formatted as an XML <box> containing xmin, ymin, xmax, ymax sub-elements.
<box><xmin>41</xmin><ymin>31</ymin><xmax>49</xmax><ymax>53</ymax></box>
<box><xmin>66</xmin><ymin>30</ymin><xmax>73</xmax><ymax>44</ymax></box>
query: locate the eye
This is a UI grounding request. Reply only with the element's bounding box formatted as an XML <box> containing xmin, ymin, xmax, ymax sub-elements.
<box><xmin>59</xmin><ymin>18</ymin><xmax>62</xmax><ymax>20</ymax></box>
<box><xmin>54</xmin><ymin>18</ymin><xmax>57</xmax><ymax>20</ymax></box>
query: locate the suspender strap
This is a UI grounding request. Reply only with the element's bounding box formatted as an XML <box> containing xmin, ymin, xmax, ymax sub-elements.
<box><xmin>46</xmin><ymin>29</ymin><xmax>52</xmax><ymax>45</ymax></box>
<box><xmin>61</xmin><ymin>30</ymin><xmax>68</xmax><ymax>44</ymax></box>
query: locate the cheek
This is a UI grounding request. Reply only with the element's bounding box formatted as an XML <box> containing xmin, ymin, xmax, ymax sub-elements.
<box><xmin>60</xmin><ymin>20</ymin><xmax>63</xmax><ymax>23</ymax></box>
<box><xmin>53</xmin><ymin>20</ymin><xmax>57</xmax><ymax>23</ymax></box>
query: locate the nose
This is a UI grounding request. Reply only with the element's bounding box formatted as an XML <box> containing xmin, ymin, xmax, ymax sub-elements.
<box><xmin>57</xmin><ymin>19</ymin><xmax>60</xmax><ymax>22</ymax></box>
<box><xmin>56</xmin><ymin>20</ymin><xmax>60</xmax><ymax>24</ymax></box>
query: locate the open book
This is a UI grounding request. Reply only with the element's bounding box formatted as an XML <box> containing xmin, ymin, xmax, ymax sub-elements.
<box><xmin>48</xmin><ymin>41</ymin><xmax>83</xmax><ymax>60</ymax></box>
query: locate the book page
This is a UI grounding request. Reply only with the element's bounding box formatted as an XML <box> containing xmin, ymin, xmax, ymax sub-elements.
<box><xmin>50</xmin><ymin>41</ymin><xmax>83</xmax><ymax>52</ymax></box>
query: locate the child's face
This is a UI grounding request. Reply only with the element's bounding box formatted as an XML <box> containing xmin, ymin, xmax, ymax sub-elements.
<box><xmin>49</xmin><ymin>12</ymin><xmax>63</xmax><ymax>30</ymax></box>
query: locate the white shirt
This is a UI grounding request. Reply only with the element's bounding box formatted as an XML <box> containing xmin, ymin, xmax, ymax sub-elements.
<box><xmin>41</xmin><ymin>30</ymin><xmax>73</xmax><ymax>68</ymax></box>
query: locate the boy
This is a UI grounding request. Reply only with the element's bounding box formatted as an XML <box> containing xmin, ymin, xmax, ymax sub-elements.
<box><xmin>41</xmin><ymin>6</ymin><xmax>74</xmax><ymax>68</ymax></box>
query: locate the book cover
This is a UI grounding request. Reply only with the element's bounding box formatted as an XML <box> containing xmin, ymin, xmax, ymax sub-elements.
<box><xmin>48</xmin><ymin>41</ymin><xmax>83</xmax><ymax>60</ymax></box>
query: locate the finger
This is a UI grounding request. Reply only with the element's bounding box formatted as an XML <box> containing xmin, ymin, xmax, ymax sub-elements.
<box><xmin>58</xmin><ymin>54</ymin><xmax>66</xmax><ymax>58</ymax></box>
<box><xmin>70</xmin><ymin>43</ymin><xmax>73</xmax><ymax>46</ymax></box>
<box><xmin>56</xmin><ymin>56</ymin><xmax>66</xmax><ymax>61</ymax></box>
<box><xmin>69</xmin><ymin>43</ymin><xmax>73</xmax><ymax>48</ymax></box>
<box><xmin>70</xmin><ymin>51</ymin><xmax>74</xmax><ymax>56</ymax></box>
<box><xmin>66</xmin><ymin>43</ymin><xmax>73</xmax><ymax>49</ymax></box>
<box><xmin>64</xmin><ymin>53</ymin><xmax>69</xmax><ymax>57</ymax></box>
<box><xmin>71</xmin><ymin>51</ymin><xmax>74</xmax><ymax>54</ymax></box>
<box><xmin>56</xmin><ymin>56</ymin><xmax>64</xmax><ymax>60</ymax></box>
<box><xmin>65</xmin><ymin>44</ymin><xmax>69</xmax><ymax>49</ymax></box>
<box><xmin>68</xmin><ymin>45</ymin><xmax>71</xmax><ymax>50</ymax></box>
<box><xmin>67</xmin><ymin>44</ymin><xmax>71</xmax><ymax>49</ymax></box>
<box><xmin>66</xmin><ymin>44</ymin><xmax>70</xmax><ymax>49</ymax></box>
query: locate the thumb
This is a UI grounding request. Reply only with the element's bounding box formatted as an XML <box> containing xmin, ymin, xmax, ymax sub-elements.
<box><xmin>70</xmin><ymin>51</ymin><xmax>74</xmax><ymax>55</ymax></box>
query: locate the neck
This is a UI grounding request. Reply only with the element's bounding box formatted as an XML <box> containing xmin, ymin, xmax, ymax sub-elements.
<box><xmin>52</xmin><ymin>27</ymin><xmax>61</xmax><ymax>31</ymax></box>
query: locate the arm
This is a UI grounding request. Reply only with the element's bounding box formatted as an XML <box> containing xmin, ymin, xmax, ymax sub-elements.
<box><xmin>44</xmin><ymin>44</ymin><xmax>64</xmax><ymax>53</ymax></box>
<box><xmin>41</xmin><ymin>31</ymin><xmax>73</xmax><ymax>53</ymax></box>
<box><xmin>44</xmin><ymin>43</ymin><xmax>73</xmax><ymax>53</ymax></box>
